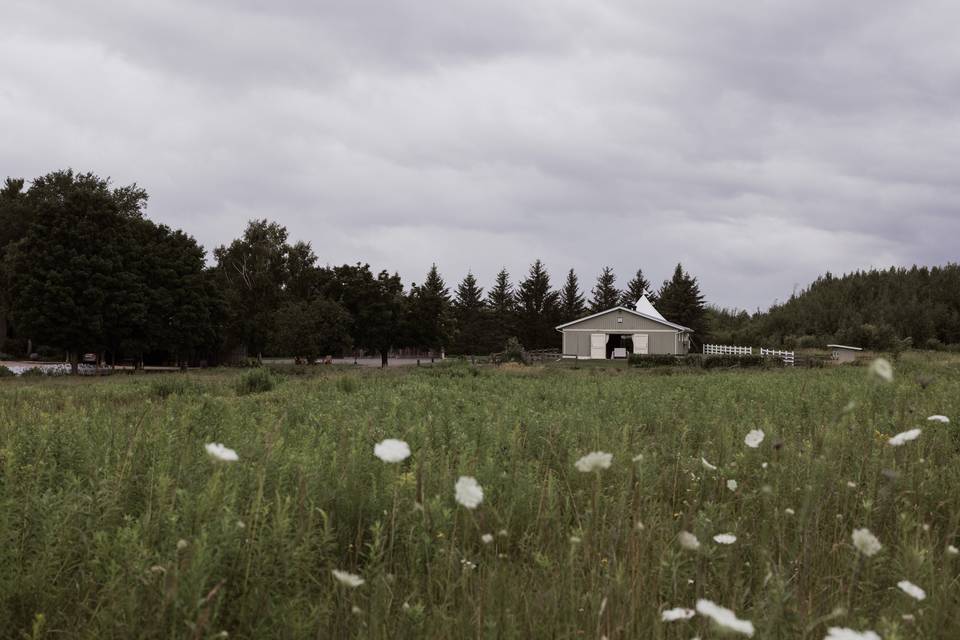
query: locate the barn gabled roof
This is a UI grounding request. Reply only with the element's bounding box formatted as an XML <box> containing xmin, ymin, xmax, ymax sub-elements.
<box><xmin>555</xmin><ymin>305</ymin><xmax>691</xmax><ymax>332</ymax></box>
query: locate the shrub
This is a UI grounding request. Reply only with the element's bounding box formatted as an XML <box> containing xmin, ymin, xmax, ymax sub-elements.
<box><xmin>503</xmin><ymin>337</ymin><xmax>526</xmax><ymax>364</ymax></box>
<box><xmin>0</xmin><ymin>365</ymin><xmax>14</xmax><ymax>378</ymax></box>
<box><xmin>336</xmin><ymin>376</ymin><xmax>359</xmax><ymax>394</ymax></box>
<box><xmin>21</xmin><ymin>367</ymin><xmax>49</xmax><ymax>377</ymax></box>
<box><xmin>702</xmin><ymin>354</ymin><xmax>764</xmax><ymax>369</ymax></box>
<box><xmin>150</xmin><ymin>376</ymin><xmax>201</xmax><ymax>399</ymax></box>
<box><xmin>235</xmin><ymin>368</ymin><xmax>277</xmax><ymax>395</ymax></box>
<box><xmin>628</xmin><ymin>354</ymin><xmax>678</xmax><ymax>368</ymax></box>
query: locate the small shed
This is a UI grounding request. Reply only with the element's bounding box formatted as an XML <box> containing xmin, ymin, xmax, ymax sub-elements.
<box><xmin>828</xmin><ymin>344</ymin><xmax>863</xmax><ymax>363</ymax></box>
<box><xmin>556</xmin><ymin>295</ymin><xmax>692</xmax><ymax>359</ymax></box>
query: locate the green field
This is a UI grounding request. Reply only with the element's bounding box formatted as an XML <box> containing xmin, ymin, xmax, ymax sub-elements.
<box><xmin>2</xmin><ymin>355</ymin><xmax>959</xmax><ymax>638</ymax></box>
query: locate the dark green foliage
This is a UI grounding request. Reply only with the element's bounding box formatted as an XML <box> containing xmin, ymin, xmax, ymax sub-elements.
<box><xmin>0</xmin><ymin>365</ymin><xmax>13</xmax><ymax>377</ymax></box>
<box><xmin>515</xmin><ymin>260</ymin><xmax>560</xmax><ymax>350</ymax></box>
<box><xmin>407</xmin><ymin>264</ymin><xmax>452</xmax><ymax>353</ymax></box>
<box><xmin>559</xmin><ymin>269</ymin><xmax>587</xmax><ymax>322</ymax></box>
<box><xmin>627</xmin><ymin>353</ymin><xmax>677</xmax><ymax>367</ymax></box>
<box><xmin>451</xmin><ymin>272</ymin><xmax>491</xmax><ymax>355</ymax></box>
<box><xmin>657</xmin><ymin>264</ymin><xmax>708</xmax><ymax>343</ymax></box>
<box><xmin>485</xmin><ymin>268</ymin><xmax>516</xmax><ymax>349</ymax></box>
<box><xmin>620</xmin><ymin>268</ymin><xmax>652</xmax><ymax>307</ymax></box>
<box><xmin>589</xmin><ymin>266</ymin><xmax>620</xmax><ymax>312</ymax></box>
<box><xmin>324</xmin><ymin>264</ymin><xmax>406</xmax><ymax>366</ymax></box>
<box><xmin>702</xmin><ymin>354</ymin><xmax>764</xmax><ymax>369</ymax></box>
<box><xmin>235</xmin><ymin>368</ymin><xmax>277</xmax><ymax>395</ymax></box>
<box><xmin>150</xmin><ymin>376</ymin><xmax>202</xmax><ymax>399</ymax></box>
<box><xmin>503</xmin><ymin>336</ymin><xmax>525</xmax><ymax>363</ymax></box>
<box><xmin>271</xmin><ymin>298</ymin><xmax>352</xmax><ymax>361</ymax></box>
<box><xmin>335</xmin><ymin>376</ymin><xmax>359</xmax><ymax>394</ymax></box>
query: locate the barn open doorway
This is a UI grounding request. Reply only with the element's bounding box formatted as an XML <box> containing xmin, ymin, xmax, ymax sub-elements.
<box><xmin>605</xmin><ymin>334</ymin><xmax>634</xmax><ymax>359</ymax></box>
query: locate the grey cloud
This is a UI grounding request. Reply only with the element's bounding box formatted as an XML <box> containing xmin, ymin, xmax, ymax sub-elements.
<box><xmin>3</xmin><ymin>0</ymin><xmax>959</xmax><ymax>310</ymax></box>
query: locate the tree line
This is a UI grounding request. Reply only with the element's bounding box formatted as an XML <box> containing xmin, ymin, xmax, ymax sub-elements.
<box><xmin>0</xmin><ymin>170</ymin><xmax>711</xmax><ymax>367</ymax></box>
<box><xmin>707</xmin><ymin>265</ymin><xmax>960</xmax><ymax>351</ymax></box>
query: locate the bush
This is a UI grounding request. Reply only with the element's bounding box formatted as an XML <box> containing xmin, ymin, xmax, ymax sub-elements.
<box><xmin>503</xmin><ymin>337</ymin><xmax>526</xmax><ymax>364</ymax></box>
<box><xmin>150</xmin><ymin>376</ymin><xmax>201</xmax><ymax>399</ymax></box>
<box><xmin>702</xmin><ymin>354</ymin><xmax>764</xmax><ymax>369</ymax></box>
<box><xmin>0</xmin><ymin>365</ymin><xmax>14</xmax><ymax>378</ymax></box>
<box><xmin>235</xmin><ymin>368</ymin><xmax>277</xmax><ymax>395</ymax></box>
<box><xmin>628</xmin><ymin>354</ymin><xmax>678</xmax><ymax>368</ymax></box>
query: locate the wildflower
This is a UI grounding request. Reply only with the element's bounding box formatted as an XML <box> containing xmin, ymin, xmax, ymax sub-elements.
<box><xmin>695</xmin><ymin>599</ymin><xmax>754</xmax><ymax>636</ymax></box>
<box><xmin>205</xmin><ymin>443</ymin><xmax>239</xmax><ymax>462</ymax></box>
<box><xmin>902</xmin><ymin>614</ymin><xmax>915</xmax><ymax>622</ymax></box>
<box><xmin>846</xmin><ymin>481</ymin><xmax>857</xmax><ymax>488</ymax></box>
<box><xmin>679</xmin><ymin>531</ymin><xmax>701</xmax><ymax>551</ymax></box>
<box><xmin>632</xmin><ymin>453</ymin><xmax>643</xmax><ymax>462</ymax></box>
<box><xmin>331</xmin><ymin>569</ymin><xmax>364</xmax><ymax>588</ymax></box>
<box><xmin>869</xmin><ymin>358</ymin><xmax>893</xmax><ymax>382</ymax></box>
<box><xmin>851</xmin><ymin>528</ymin><xmax>882</xmax><ymax>557</ymax></box>
<box><xmin>825</xmin><ymin>627</ymin><xmax>881</xmax><ymax>640</ymax></box>
<box><xmin>761</xmin><ymin>462</ymin><xmax>768</xmax><ymax>469</ymax></box>
<box><xmin>713</xmin><ymin>533</ymin><xmax>737</xmax><ymax>545</ymax></box>
<box><xmin>498</xmin><ymin>529</ymin><xmax>508</xmax><ymax>537</ymax></box>
<box><xmin>481</xmin><ymin>533</ymin><xmax>494</xmax><ymax>544</ymax></box>
<box><xmin>177</xmin><ymin>539</ymin><xmax>189</xmax><ymax>550</ymax></box>
<box><xmin>661</xmin><ymin>607</ymin><xmax>695</xmax><ymax>622</ymax></box>
<box><xmin>744</xmin><ymin>430</ymin><xmax>764</xmax><ymax>448</ymax></box>
<box><xmin>701</xmin><ymin>457</ymin><xmax>717</xmax><ymax>471</ymax></box>
<box><xmin>927</xmin><ymin>415</ymin><xmax>949</xmax><ymax>423</ymax></box>
<box><xmin>727</xmin><ymin>479</ymin><xmax>738</xmax><ymax>491</ymax></box>
<box><xmin>569</xmin><ymin>535</ymin><xmax>582</xmax><ymax>544</ymax></box>
<box><xmin>785</xmin><ymin>508</ymin><xmax>795</xmax><ymax>515</ymax></box>
<box><xmin>575</xmin><ymin>451</ymin><xmax>613</xmax><ymax>472</ymax></box>
<box><xmin>897</xmin><ymin>580</ymin><xmax>926</xmax><ymax>601</ymax></box>
<box><xmin>947</xmin><ymin>544</ymin><xmax>959</xmax><ymax>555</ymax></box>
<box><xmin>374</xmin><ymin>439</ymin><xmax>411</xmax><ymax>463</ymax></box>
<box><xmin>888</xmin><ymin>428</ymin><xmax>921</xmax><ymax>446</ymax></box>
<box><xmin>351</xmin><ymin>605</ymin><xmax>363</xmax><ymax>615</ymax></box>
<box><xmin>454</xmin><ymin>476</ymin><xmax>484</xmax><ymax>509</ymax></box>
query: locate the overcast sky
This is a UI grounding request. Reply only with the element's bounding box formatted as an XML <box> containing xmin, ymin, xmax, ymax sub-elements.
<box><xmin>3</xmin><ymin>1</ymin><xmax>959</xmax><ymax>310</ymax></box>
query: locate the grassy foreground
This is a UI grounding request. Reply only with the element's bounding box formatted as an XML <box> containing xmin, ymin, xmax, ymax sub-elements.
<box><xmin>1</xmin><ymin>355</ymin><xmax>959</xmax><ymax>638</ymax></box>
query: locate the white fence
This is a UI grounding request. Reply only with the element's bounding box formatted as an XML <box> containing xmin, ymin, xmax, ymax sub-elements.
<box><xmin>703</xmin><ymin>344</ymin><xmax>753</xmax><ymax>356</ymax></box>
<box><xmin>703</xmin><ymin>344</ymin><xmax>795</xmax><ymax>366</ymax></box>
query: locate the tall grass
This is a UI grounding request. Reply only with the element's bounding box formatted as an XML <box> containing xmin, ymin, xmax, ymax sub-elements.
<box><xmin>0</xmin><ymin>354</ymin><xmax>958</xmax><ymax>638</ymax></box>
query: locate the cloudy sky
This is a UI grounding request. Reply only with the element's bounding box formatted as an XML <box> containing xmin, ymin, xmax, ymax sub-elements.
<box><xmin>3</xmin><ymin>1</ymin><xmax>959</xmax><ymax>310</ymax></box>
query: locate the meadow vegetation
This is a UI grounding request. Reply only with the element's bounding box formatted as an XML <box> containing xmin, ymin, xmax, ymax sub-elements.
<box><xmin>1</xmin><ymin>354</ymin><xmax>959</xmax><ymax>638</ymax></box>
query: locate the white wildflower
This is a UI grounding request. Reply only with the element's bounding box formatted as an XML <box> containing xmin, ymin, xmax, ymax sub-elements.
<box><xmin>869</xmin><ymin>358</ymin><xmax>893</xmax><ymax>382</ymax></box>
<box><xmin>897</xmin><ymin>580</ymin><xmax>926</xmax><ymax>601</ymax></box>
<box><xmin>481</xmin><ymin>533</ymin><xmax>494</xmax><ymax>544</ymax></box>
<box><xmin>204</xmin><ymin>442</ymin><xmax>239</xmax><ymax>462</ymax></box>
<box><xmin>701</xmin><ymin>457</ymin><xmax>717</xmax><ymax>471</ymax></box>
<box><xmin>661</xmin><ymin>607</ymin><xmax>695</xmax><ymax>622</ymax></box>
<box><xmin>695</xmin><ymin>599</ymin><xmax>754</xmax><ymax>636</ymax></box>
<box><xmin>569</xmin><ymin>535</ymin><xmax>582</xmax><ymax>544</ymax></box>
<box><xmin>744</xmin><ymin>429</ymin><xmax>764</xmax><ymax>448</ymax></box>
<box><xmin>575</xmin><ymin>451</ymin><xmax>613</xmax><ymax>472</ymax></box>
<box><xmin>927</xmin><ymin>415</ymin><xmax>949</xmax><ymax>423</ymax></box>
<box><xmin>678</xmin><ymin>531</ymin><xmax>701</xmax><ymax>551</ymax></box>
<box><xmin>632</xmin><ymin>453</ymin><xmax>644</xmax><ymax>462</ymax></box>
<box><xmin>177</xmin><ymin>539</ymin><xmax>189</xmax><ymax>550</ymax></box>
<box><xmin>331</xmin><ymin>569</ymin><xmax>364</xmax><ymax>588</ymax></box>
<box><xmin>947</xmin><ymin>544</ymin><xmax>959</xmax><ymax>555</ymax></box>
<box><xmin>454</xmin><ymin>476</ymin><xmax>484</xmax><ymax>509</ymax></box>
<box><xmin>374</xmin><ymin>438</ymin><xmax>411</xmax><ymax>463</ymax></box>
<box><xmin>713</xmin><ymin>533</ymin><xmax>737</xmax><ymax>545</ymax></box>
<box><xmin>785</xmin><ymin>508</ymin><xmax>795</xmax><ymax>515</ymax></box>
<box><xmin>846</xmin><ymin>481</ymin><xmax>857</xmax><ymax>488</ymax></box>
<box><xmin>851</xmin><ymin>528</ymin><xmax>882</xmax><ymax>557</ymax></box>
<box><xmin>825</xmin><ymin>627</ymin><xmax>881</xmax><ymax>640</ymax></box>
<box><xmin>888</xmin><ymin>428</ymin><xmax>921</xmax><ymax>446</ymax></box>
<box><xmin>727</xmin><ymin>479</ymin><xmax>738</xmax><ymax>491</ymax></box>
<box><xmin>351</xmin><ymin>605</ymin><xmax>363</xmax><ymax>615</ymax></box>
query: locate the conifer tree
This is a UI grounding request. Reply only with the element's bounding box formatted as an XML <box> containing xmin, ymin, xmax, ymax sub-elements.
<box><xmin>516</xmin><ymin>259</ymin><xmax>560</xmax><ymax>349</ymax></box>
<box><xmin>621</xmin><ymin>268</ymin><xmax>653</xmax><ymax>307</ymax></box>
<box><xmin>485</xmin><ymin>268</ymin><xmax>516</xmax><ymax>349</ymax></box>
<box><xmin>657</xmin><ymin>263</ymin><xmax>707</xmax><ymax>343</ymax></box>
<box><xmin>590</xmin><ymin>266</ymin><xmax>620</xmax><ymax>312</ymax></box>
<box><xmin>408</xmin><ymin>263</ymin><xmax>452</xmax><ymax>354</ymax></box>
<box><xmin>451</xmin><ymin>271</ymin><xmax>487</xmax><ymax>354</ymax></box>
<box><xmin>559</xmin><ymin>269</ymin><xmax>586</xmax><ymax>321</ymax></box>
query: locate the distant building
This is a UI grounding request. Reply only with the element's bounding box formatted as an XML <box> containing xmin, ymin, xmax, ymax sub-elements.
<box><xmin>556</xmin><ymin>295</ymin><xmax>692</xmax><ymax>359</ymax></box>
<box><xmin>827</xmin><ymin>344</ymin><xmax>863</xmax><ymax>363</ymax></box>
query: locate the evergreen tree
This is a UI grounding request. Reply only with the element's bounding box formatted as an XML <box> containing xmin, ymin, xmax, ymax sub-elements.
<box><xmin>485</xmin><ymin>268</ymin><xmax>516</xmax><ymax>349</ymax></box>
<box><xmin>621</xmin><ymin>268</ymin><xmax>653</xmax><ymax>307</ymax></box>
<box><xmin>590</xmin><ymin>266</ymin><xmax>620</xmax><ymax>312</ymax></box>
<box><xmin>408</xmin><ymin>264</ymin><xmax>452</xmax><ymax>354</ymax></box>
<box><xmin>559</xmin><ymin>268</ymin><xmax>586</xmax><ymax>321</ymax></box>
<box><xmin>657</xmin><ymin>263</ymin><xmax>708</xmax><ymax>344</ymax></box>
<box><xmin>451</xmin><ymin>272</ymin><xmax>487</xmax><ymax>355</ymax></box>
<box><xmin>516</xmin><ymin>259</ymin><xmax>560</xmax><ymax>349</ymax></box>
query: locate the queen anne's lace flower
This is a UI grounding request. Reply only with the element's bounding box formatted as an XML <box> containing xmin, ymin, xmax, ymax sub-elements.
<box><xmin>374</xmin><ymin>439</ymin><xmax>411</xmax><ymax>463</ymax></box>
<box><xmin>205</xmin><ymin>443</ymin><xmax>238</xmax><ymax>462</ymax></box>
<box><xmin>454</xmin><ymin>476</ymin><xmax>484</xmax><ymax>509</ymax></box>
<box><xmin>851</xmin><ymin>528</ymin><xmax>882</xmax><ymax>557</ymax></box>
<box><xmin>574</xmin><ymin>451</ymin><xmax>613</xmax><ymax>472</ymax></box>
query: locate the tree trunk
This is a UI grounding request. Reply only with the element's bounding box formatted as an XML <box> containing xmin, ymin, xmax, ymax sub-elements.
<box><xmin>70</xmin><ymin>351</ymin><xmax>78</xmax><ymax>375</ymax></box>
<box><xmin>380</xmin><ymin>349</ymin><xmax>388</xmax><ymax>368</ymax></box>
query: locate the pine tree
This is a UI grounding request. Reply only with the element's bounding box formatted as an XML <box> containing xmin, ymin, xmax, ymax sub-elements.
<box><xmin>620</xmin><ymin>268</ymin><xmax>652</xmax><ymax>307</ymax></box>
<box><xmin>408</xmin><ymin>264</ymin><xmax>452</xmax><ymax>354</ymax></box>
<box><xmin>451</xmin><ymin>272</ymin><xmax>487</xmax><ymax>355</ymax></box>
<box><xmin>559</xmin><ymin>269</ymin><xmax>586</xmax><ymax>321</ymax></box>
<box><xmin>485</xmin><ymin>268</ymin><xmax>516</xmax><ymax>350</ymax></box>
<box><xmin>516</xmin><ymin>259</ymin><xmax>560</xmax><ymax>349</ymax></box>
<box><xmin>590</xmin><ymin>266</ymin><xmax>620</xmax><ymax>312</ymax></box>
<box><xmin>656</xmin><ymin>263</ymin><xmax>707</xmax><ymax>344</ymax></box>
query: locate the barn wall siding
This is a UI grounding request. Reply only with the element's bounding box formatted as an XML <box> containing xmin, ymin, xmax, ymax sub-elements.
<box><xmin>560</xmin><ymin>329</ymin><xmax>682</xmax><ymax>356</ymax></box>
